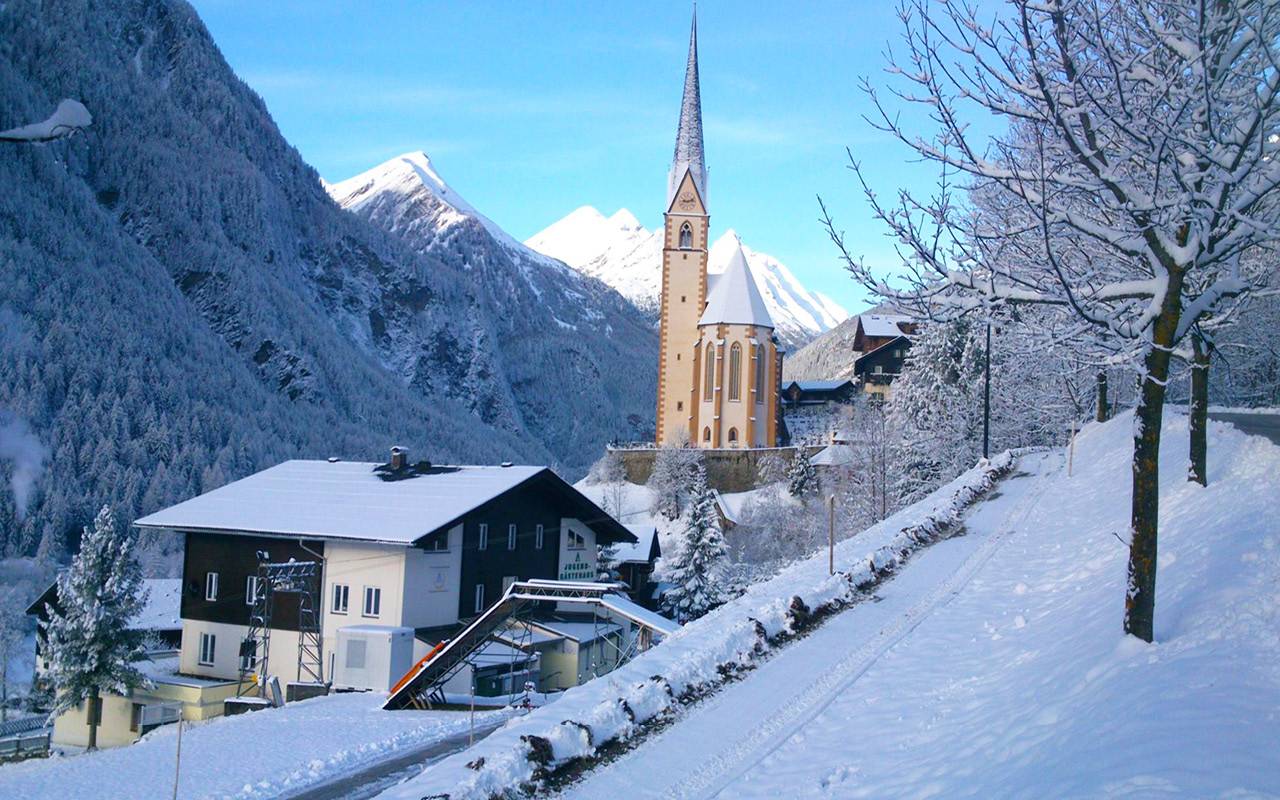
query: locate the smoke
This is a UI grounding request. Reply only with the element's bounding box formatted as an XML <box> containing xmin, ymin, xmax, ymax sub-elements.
<box><xmin>0</xmin><ymin>411</ymin><xmax>47</xmax><ymax>520</ymax></box>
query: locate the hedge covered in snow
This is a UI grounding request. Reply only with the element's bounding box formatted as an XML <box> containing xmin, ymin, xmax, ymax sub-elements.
<box><xmin>390</xmin><ymin>452</ymin><xmax>1015</xmax><ymax>800</ymax></box>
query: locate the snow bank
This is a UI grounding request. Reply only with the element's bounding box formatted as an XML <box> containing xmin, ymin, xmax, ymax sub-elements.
<box><xmin>0</xmin><ymin>692</ymin><xmax>507</xmax><ymax>800</ymax></box>
<box><xmin>386</xmin><ymin>453</ymin><xmax>1014</xmax><ymax>799</ymax></box>
<box><xmin>0</xmin><ymin>99</ymin><xmax>91</xmax><ymax>142</ymax></box>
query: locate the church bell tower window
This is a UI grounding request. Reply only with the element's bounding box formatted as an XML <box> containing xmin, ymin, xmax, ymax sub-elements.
<box><xmin>679</xmin><ymin>222</ymin><xmax>693</xmax><ymax>249</ymax></box>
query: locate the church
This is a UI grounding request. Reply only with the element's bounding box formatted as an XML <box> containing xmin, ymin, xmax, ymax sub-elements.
<box><xmin>655</xmin><ymin>14</ymin><xmax>782</xmax><ymax>450</ymax></box>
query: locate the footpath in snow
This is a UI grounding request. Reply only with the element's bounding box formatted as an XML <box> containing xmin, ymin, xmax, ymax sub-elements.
<box><xmin>559</xmin><ymin>453</ymin><xmax>1057</xmax><ymax>799</ymax></box>
<box><xmin>573</xmin><ymin>412</ymin><xmax>1280</xmax><ymax>798</ymax></box>
<box><xmin>0</xmin><ymin>691</ymin><xmax>507</xmax><ymax>800</ymax></box>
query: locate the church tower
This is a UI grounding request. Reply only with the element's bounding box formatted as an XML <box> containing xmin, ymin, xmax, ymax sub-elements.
<box><xmin>655</xmin><ymin>12</ymin><xmax>710</xmax><ymax>446</ymax></box>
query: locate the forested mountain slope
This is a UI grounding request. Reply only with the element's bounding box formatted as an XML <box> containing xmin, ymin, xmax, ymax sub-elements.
<box><xmin>0</xmin><ymin>0</ymin><xmax>641</xmax><ymax>564</ymax></box>
<box><xmin>328</xmin><ymin>154</ymin><xmax>657</xmax><ymax>468</ymax></box>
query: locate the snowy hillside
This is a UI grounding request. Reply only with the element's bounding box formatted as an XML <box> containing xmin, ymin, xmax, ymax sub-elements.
<box><xmin>328</xmin><ymin>155</ymin><xmax>659</xmax><ymax>471</ymax></box>
<box><xmin>526</xmin><ymin>207</ymin><xmax>849</xmax><ymax>349</ymax></box>
<box><xmin>385</xmin><ymin>412</ymin><xmax>1280</xmax><ymax>798</ymax></box>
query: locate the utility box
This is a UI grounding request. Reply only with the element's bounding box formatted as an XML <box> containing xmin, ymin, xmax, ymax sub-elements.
<box><xmin>333</xmin><ymin>625</ymin><xmax>415</xmax><ymax>692</ymax></box>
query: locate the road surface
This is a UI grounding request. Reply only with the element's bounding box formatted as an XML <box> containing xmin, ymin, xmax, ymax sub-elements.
<box><xmin>1209</xmin><ymin>412</ymin><xmax>1280</xmax><ymax>445</ymax></box>
<box><xmin>284</xmin><ymin>718</ymin><xmax>506</xmax><ymax>800</ymax></box>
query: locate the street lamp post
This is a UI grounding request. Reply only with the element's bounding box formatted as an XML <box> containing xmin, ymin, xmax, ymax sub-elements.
<box><xmin>983</xmin><ymin>321</ymin><xmax>991</xmax><ymax>459</ymax></box>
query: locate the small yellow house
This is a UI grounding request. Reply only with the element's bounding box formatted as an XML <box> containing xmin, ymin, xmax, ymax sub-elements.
<box><xmin>52</xmin><ymin>658</ymin><xmax>238</xmax><ymax>749</ymax></box>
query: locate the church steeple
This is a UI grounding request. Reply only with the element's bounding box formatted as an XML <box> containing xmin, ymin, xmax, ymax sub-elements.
<box><xmin>668</xmin><ymin>10</ymin><xmax>707</xmax><ymax>211</ymax></box>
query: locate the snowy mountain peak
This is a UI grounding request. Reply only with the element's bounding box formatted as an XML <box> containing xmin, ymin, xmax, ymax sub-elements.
<box><xmin>527</xmin><ymin>209</ymin><xmax>848</xmax><ymax>348</ymax></box>
<box><xmin>609</xmin><ymin>208</ymin><xmax>643</xmax><ymax>231</ymax></box>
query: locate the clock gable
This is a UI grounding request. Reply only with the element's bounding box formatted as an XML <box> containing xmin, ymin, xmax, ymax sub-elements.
<box><xmin>666</xmin><ymin>167</ymin><xmax>707</xmax><ymax>216</ymax></box>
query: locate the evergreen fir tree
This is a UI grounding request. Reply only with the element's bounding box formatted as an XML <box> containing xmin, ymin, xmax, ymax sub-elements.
<box><xmin>786</xmin><ymin>449</ymin><xmax>818</xmax><ymax>498</ymax></box>
<box><xmin>656</xmin><ymin>464</ymin><xmax>728</xmax><ymax>623</ymax></box>
<box><xmin>44</xmin><ymin>506</ymin><xmax>149</xmax><ymax>749</ymax></box>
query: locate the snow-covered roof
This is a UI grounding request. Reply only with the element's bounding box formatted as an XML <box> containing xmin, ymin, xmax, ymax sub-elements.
<box><xmin>789</xmin><ymin>380</ymin><xmax>852</xmax><ymax>393</ymax></box>
<box><xmin>857</xmin><ymin>314</ymin><xmax>915</xmax><ymax>339</ymax></box>
<box><xmin>668</xmin><ymin>12</ymin><xmax>707</xmax><ymax>211</ymax></box>
<box><xmin>134</xmin><ymin>460</ymin><xmax>595</xmax><ymax>545</ymax></box>
<box><xmin>613</xmin><ymin>524</ymin><xmax>659</xmax><ymax>564</ymax></box>
<box><xmin>699</xmin><ymin>243</ymin><xmax>774</xmax><ymax>329</ymax></box>
<box><xmin>810</xmin><ymin>444</ymin><xmax>856</xmax><ymax>467</ymax></box>
<box><xmin>529</xmin><ymin>618</ymin><xmax>622</xmax><ymax>644</ymax></box>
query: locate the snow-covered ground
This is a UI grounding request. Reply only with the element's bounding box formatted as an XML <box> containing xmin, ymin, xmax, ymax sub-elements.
<box><xmin>383</xmin><ymin>412</ymin><xmax>1278</xmax><ymax>798</ymax></box>
<box><xmin>565</xmin><ymin>413</ymin><xmax>1280</xmax><ymax>798</ymax></box>
<box><xmin>0</xmin><ymin>692</ymin><xmax>508</xmax><ymax>800</ymax></box>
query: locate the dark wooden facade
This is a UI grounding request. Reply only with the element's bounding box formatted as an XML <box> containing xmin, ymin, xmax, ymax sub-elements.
<box><xmin>854</xmin><ymin>336</ymin><xmax>913</xmax><ymax>384</ymax></box>
<box><xmin>180</xmin><ymin>532</ymin><xmax>325</xmax><ymax>632</ymax></box>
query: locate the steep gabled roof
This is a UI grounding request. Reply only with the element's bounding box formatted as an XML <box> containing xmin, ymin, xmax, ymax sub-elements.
<box><xmin>699</xmin><ymin>243</ymin><xmax>774</xmax><ymax>328</ymax></box>
<box><xmin>667</xmin><ymin>11</ymin><xmax>707</xmax><ymax>211</ymax></box>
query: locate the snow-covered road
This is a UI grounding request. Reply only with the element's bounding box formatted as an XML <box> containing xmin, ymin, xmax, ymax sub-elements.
<box><xmin>558</xmin><ymin>454</ymin><xmax>1058</xmax><ymax>800</ymax></box>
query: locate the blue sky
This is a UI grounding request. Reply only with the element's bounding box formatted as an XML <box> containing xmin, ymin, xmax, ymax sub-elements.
<box><xmin>192</xmin><ymin>1</ymin><xmax>970</xmax><ymax>313</ymax></box>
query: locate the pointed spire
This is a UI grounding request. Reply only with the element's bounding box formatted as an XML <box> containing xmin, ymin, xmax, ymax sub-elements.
<box><xmin>669</xmin><ymin>8</ymin><xmax>707</xmax><ymax>211</ymax></box>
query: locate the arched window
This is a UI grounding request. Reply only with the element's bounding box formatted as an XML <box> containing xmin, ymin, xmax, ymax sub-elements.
<box><xmin>703</xmin><ymin>343</ymin><xmax>715</xmax><ymax>401</ymax></box>
<box><xmin>728</xmin><ymin>427</ymin><xmax>739</xmax><ymax>445</ymax></box>
<box><xmin>728</xmin><ymin>343</ymin><xmax>742</xmax><ymax>401</ymax></box>
<box><xmin>679</xmin><ymin>222</ymin><xmax>693</xmax><ymax>249</ymax></box>
<box><xmin>754</xmin><ymin>344</ymin><xmax>766</xmax><ymax>400</ymax></box>
<box><xmin>703</xmin><ymin>426</ymin><xmax>712</xmax><ymax>442</ymax></box>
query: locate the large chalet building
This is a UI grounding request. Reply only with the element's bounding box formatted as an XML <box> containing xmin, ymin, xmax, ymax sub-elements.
<box><xmin>134</xmin><ymin>450</ymin><xmax>636</xmax><ymax>689</ymax></box>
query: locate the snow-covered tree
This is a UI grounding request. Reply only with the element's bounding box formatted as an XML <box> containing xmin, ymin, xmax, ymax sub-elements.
<box><xmin>786</xmin><ymin>449</ymin><xmax>818</xmax><ymax>498</ymax></box>
<box><xmin>0</xmin><ymin>585</ymin><xmax>26</xmax><ymax>722</ymax></box>
<box><xmin>44</xmin><ymin>506</ymin><xmax>148</xmax><ymax>749</ymax></box>
<box><xmin>824</xmin><ymin>0</ymin><xmax>1280</xmax><ymax>641</ymax></box>
<box><xmin>755</xmin><ymin>451</ymin><xmax>787</xmax><ymax>487</ymax></box>
<box><xmin>657</xmin><ymin>465</ymin><xmax>728</xmax><ymax>623</ymax></box>
<box><xmin>647</xmin><ymin>440</ymin><xmax>704</xmax><ymax>520</ymax></box>
<box><xmin>588</xmin><ymin>450</ymin><xmax>629</xmax><ymax>520</ymax></box>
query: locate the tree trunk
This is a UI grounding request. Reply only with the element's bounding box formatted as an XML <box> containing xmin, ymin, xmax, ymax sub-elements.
<box><xmin>87</xmin><ymin>687</ymin><xmax>99</xmax><ymax>750</ymax></box>
<box><xmin>1096</xmin><ymin>371</ymin><xmax>1109</xmax><ymax>422</ymax></box>
<box><xmin>1189</xmin><ymin>335</ymin><xmax>1209</xmax><ymax>486</ymax></box>
<box><xmin>1125</xmin><ymin>279</ymin><xmax>1183</xmax><ymax>643</ymax></box>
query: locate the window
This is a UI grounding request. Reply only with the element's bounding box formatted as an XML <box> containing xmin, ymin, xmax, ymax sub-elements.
<box><xmin>703</xmin><ymin>426</ymin><xmax>711</xmax><ymax>442</ymax></box>
<box><xmin>502</xmin><ymin>576</ymin><xmax>517</xmax><ymax>594</ymax></box>
<box><xmin>676</xmin><ymin>401</ymin><xmax>683</xmax><ymax>412</ymax></box>
<box><xmin>568</xmin><ymin>530</ymin><xmax>586</xmax><ymax>550</ymax></box>
<box><xmin>129</xmin><ymin>702</ymin><xmax>143</xmax><ymax>733</ymax></box>
<box><xmin>873</xmin><ymin>365</ymin><xmax>883</xmax><ymax>374</ymax></box>
<box><xmin>507</xmin><ymin>524</ymin><xmax>517</xmax><ymax>550</ymax></box>
<box><xmin>754</xmin><ymin>345</ymin><xmax>766</xmax><ymax>399</ymax></box>
<box><xmin>679</xmin><ymin>222</ymin><xmax>693</xmax><ymax>249</ymax></box>
<box><xmin>728</xmin><ymin>427</ymin><xmax>739</xmax><ymax>445</ymax></box>
<box><xmin>205</xmin><ymin>572</ymin><xmax>219</xmax><ymax>602</ymax></box>
<box><xmin>535</xmin><ymin>524</ymin><xmax>545</xmax><ymax>549</ymax></box>
<box><xmin>478</xmin><ymin>523</ymin><xmax>488</xmax><ymax>550</ymax></box>
<box><xmin>728</xmin><ymin>343</ymin><xmax>742</xmax><ymax>401</ymax></box>
<box><xmin>239</xmin><ymin>638</ymin><xmax>256</xmax><ymax>671</ymax></box>
<box><xmin>332</xmin><ymin>583</ymin><xmax>349</xmax><ymax>615</ymax></box>
<box><xmin>245</xmin><ymin>575</ymin><xmax>260</xmax><ymax>607</ymax></box>
<box><xmin>362</xmin><ymin>586</ymin><xmax>381</xmax><ymax>617</ymax></box>
<box><xmin>198</xmin><ymin>632</ymin><xmax>216</xmax><ymax>666</ymax></box>
<box><xmin>474</xmin><ymin>583</ymin><xmax>485</xmax><ymax>613</ymax></box>
<box><xmin>703</xmin><ymin>344</ymin><xmax>715</xmax><ymax>400</ymax></box>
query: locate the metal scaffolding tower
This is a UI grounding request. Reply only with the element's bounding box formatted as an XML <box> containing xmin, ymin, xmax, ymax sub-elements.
<box><xmin>236</xmin><ymin>557</ymin><xmax>324</xmax><ymax>698</ymax></box>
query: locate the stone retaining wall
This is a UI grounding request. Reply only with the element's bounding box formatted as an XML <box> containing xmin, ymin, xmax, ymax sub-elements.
<box><xmin>611</xmin><ymin>446</ymin><xmax>823</xmax><ymax>494</ymax></box>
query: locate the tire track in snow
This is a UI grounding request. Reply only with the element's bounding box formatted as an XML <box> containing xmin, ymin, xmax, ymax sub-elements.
<box><xmin>665</xmin><ymin>453</ymin><xmax>1059</xmax><ymax>800</ymax></box>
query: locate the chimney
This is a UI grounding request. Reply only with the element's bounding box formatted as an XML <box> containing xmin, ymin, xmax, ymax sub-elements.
<box><xmin>390</xmin><ymin>446</ymin><xmax>408</xmax><ymax>470</ymax></box>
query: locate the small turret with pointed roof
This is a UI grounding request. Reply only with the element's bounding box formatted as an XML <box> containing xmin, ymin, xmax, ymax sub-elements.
<box><xmin>668</xmin><ymin>9</ymin><xmax>707</xmax><ymax>211</ymax></box>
